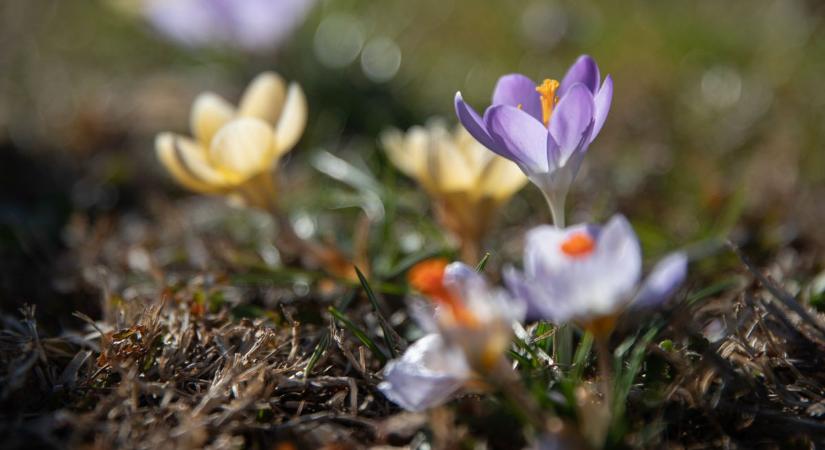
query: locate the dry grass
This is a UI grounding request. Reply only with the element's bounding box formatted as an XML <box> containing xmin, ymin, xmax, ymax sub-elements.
<box><xmin>2</xmin><ymin>203</ymin><xmax>824</xmax><ymax>449</ymax></box>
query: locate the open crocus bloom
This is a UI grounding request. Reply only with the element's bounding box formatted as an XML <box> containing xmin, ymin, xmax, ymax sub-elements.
<box><xmin>454</xmin><ymin>55</ymin><xmax>613</xmax><ymax>225</ymax></box>
<box><xmin>155</xmin><ymin>72</ymin><xmax>306</xmax><ymax>206</ymax></box>
<box><xmin>505</xmin><ymin>215</ymin><xmax>686</xmax><ymax>337</ymax></box>
<box><xmin>378</xmin><ymin>260</ymin><xmax>523</xmax><ymax>411</ymax></box>
<box><xmin>381</xmin><ymin>122</ymin><xmax>527</xmax><ymax>261</ymax></box>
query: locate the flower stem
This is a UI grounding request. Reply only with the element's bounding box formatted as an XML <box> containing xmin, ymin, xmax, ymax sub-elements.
<box><xmin>595</xmin><ymin>335</ymin><xmax>613</xmax><ymax>423</ymax></box>
<box><xmin>548</xmin><ymin>197</ymin><xmax>566</xmax><ymax>228</ymax></box>
<box><xmin>459</xmin><ymin>238</ymin><xmax>480</xmax><ymax>265</ymax></box>
<box><xmin>541</xmin><ymin>192</ymin><xmax>573</xmax><ymax>368</ymax></box>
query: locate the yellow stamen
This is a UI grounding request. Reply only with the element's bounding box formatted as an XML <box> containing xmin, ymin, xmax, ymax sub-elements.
<box><xmin>536</xmin><ymin>79</ymin><xmax>560</xmax><ymax>126</ymax></box>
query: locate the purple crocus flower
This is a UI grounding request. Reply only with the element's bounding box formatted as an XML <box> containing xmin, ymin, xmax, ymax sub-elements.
<box><xmin>504</xmin><ymin>214</ymin><xmax>686</xmax><ymax>338</ymax></box>
<box><xmin>145</xmin><ymin>0</ymin><xmax>316</xmax><ymax>51</ymax></box>
<box><xmin>454</xmin><ymin>55</ymin><xmax>613</xmax><ymax>226</ymax></box>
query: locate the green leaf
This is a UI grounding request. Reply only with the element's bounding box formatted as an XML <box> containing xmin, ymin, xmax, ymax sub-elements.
<box><xmin>355</xmin><ymin>266</ymin><xmax>399</xmax><ymax>358</ymax></box>
<box><xmin>570</xmin><ymin>332</ymin><xmax>594</xmax><ymax>383</ymax></box>
<box><xmin>305</xmin><ymin>331</ymin><xmax>330</xmax><ymax>376</ymax></box>
<box><xmin>609</xmin><ymin>327</ymin><xmax>659</xmax><ymax>442</ymax></box>
<box><xmin>475</xmin><ymin>252</ymin><xmax>491</xmax><ymax>272</ymax></box>
<box><xmin>328</xmin><ymin>306</ymin><xmax>388</xmax><ymax>364</ymax></box>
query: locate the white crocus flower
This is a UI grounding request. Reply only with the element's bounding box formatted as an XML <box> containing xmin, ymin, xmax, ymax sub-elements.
<box><xmin>378</xmin><ymin>261</ymin><xmax>524</xmax><ymax>411</ymax></box>
<box><xmin>505</xmin><ymin>214</ymin><xmax>687</xmax><ymax>338</ymax></box>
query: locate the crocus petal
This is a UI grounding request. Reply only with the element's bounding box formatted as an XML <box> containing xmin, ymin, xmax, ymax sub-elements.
<box><xmin>155</xmin><ymin>133</ymin><xmax>223</xmax><ymax>193</ymax></box>
<box><xmin>190</xmin><ymin>92</ymin><xmax>235</xmax><ymax>146</ymax></box>
<box><xmin>590</xmin><ymin>75</ymin><xmax>613</xmax><ymax>142</ymax></box>
<box><xmin>209</xmin><ymin>118</ymin><xmax>275</xmax><ymax>182</ymax></box>
<box><xmin>238</xmin><ymin>72</ymin><xmax>287</xmax><ymax>125</ymax></box>
<box><xmin>524</xmin><ymin>224</ymin><xmax>594</xmax><ymax>276</ymax></box>
<box><xmin>145</xmin><ymin>0</ymin><xmax>220</xmax><ymax>48</ymax></box>
<box><xmin>491</xmin><ymin>74</ymin><xmax>543</xmax><ymax>122</ymax></box>
<box><xmin>559</xmin><ymin>55</ymin><xmax>600</xmax><ymax>96</ymax></box>
<box><xmin>378</xmin><ymin>334</ymin><xmax>469</xmax><ymax>412</ymax></box>
<box><xmin>454</xmin><ymin>92</ymin><xmax>499</xmax><ymax>152</ymax></box>
<box><xmin>271</xmin><ymin>82</ymin><xmax>307</xmax><ymax>158</ymax></box>
<box><xmin>530</xmin><ymin>141</ymin><xmax>585</xmax><ymax>221</ymax></box>
<box><xmin>549</xmin><ymin>83</ymin><xmax>594</xmax><ymax>166</ymax></box>
<box><xmin>432</xmin><ymin>133</ymin><xmax>477</xmax><ymax>192</ymax></box>
<box><xmin>477</xmin><ymin>156</ymin><xmax>528</xmax><ymax>200</ymax></box>
<box><xmin>223</xmin><ymin>0</ymin><xmax>316</xmax><ymax>51</ymax></box>
<box><xmin>443</xmin><ymin>262</ymin><xmax>487</xmax><ymax>299</ymax></box>
<box><xmin>381</xmin><ymin>128</ymin><xmax>420</xmax><ymax>179</ymax></box>
<box><xmin>400</xmin><ymin>126</ymin><xmax>438</xmax><ymax>191</ymax></box>
<box><xmin>588</xmin><ymin>215</ymin><xmax>642</xmax><ymax>309</ymax></box>
<box><xmin>484</xmin><ymin>105</ymin><xmax>550</xmax><ymax>174</ymax></box>
<box><xmin>504</xmin><ymin>266</ymin><xmax>562</xmax><ymax>322</ymax></box>
<box><xmin>634</xmin><ymin>252</ymin><xmax>688</xmax><ymax>308</ymax></box>
<box><xmin>453</xmin><ymin>126</ymin><xmax>491</xmax><ymax>177</ymax></box>
<box><xmin>408</xmin><ymin>299</ymin><xmax>440</xmax><ymax>334</ymax></box>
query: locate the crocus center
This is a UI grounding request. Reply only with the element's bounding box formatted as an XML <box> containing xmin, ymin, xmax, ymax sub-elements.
<box><xmin>535</xmin><ymin>79</ymin><xmax>560</xmax><ymax>126</ymax></box>
<box><xmin>408</xmin><ymin>259</ymin><xmax>479</xmax><ymax>327</ymax></box>
<box><xmin>561</xmin><ymin>232</ymin><xmax>595</xmax><ymax>258</ymax></box>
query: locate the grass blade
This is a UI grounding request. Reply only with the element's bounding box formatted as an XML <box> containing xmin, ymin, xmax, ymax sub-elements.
<box><xmin>475</xmin><ymin>252</ymin><xmax>491</xmax><ymax>272</ymax></box>
<box><xmin>354</xmin><ymin>266</ymin><xmax>399</xmax><ymax>358</ymax></box>
<box><xmin>328</xmin><ymin>306</ymin><xmax>388</xmax><ymax>364</ymax></box>
<box><xmin>304</xmin><ymin>331</ymin><xmax>330</xmax><ymax>376</ymax></box>
<box><xmin>570</xmin><ymin>332</ymin><xmax>594</xmax><ymax>383</ymax></box>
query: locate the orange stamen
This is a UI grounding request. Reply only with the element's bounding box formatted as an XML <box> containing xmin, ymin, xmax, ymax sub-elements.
<box><xmin>408</xmin><ymin>258</ymin><xmax>479</xmax><ymax>327</ymax></box>
<box><xmin>535</xmin><ymin>79</ymin><xmax>560</xmax><ymax>126</ymax></box>
<box><xmin>560</xmin><ymin>232</ymin><xmax>595</xmax><ymax>257</ymax></box>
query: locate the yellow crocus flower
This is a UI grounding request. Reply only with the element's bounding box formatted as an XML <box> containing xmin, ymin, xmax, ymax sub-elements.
<box><xmin>155</xmin><ymin>72</ymin><xmax>307</xmax><ymax>208</ymax></box>
<box><xmin>381</xmin><ymin>121</ymin><xmax>528</xmax><ymax>262</ymax></box>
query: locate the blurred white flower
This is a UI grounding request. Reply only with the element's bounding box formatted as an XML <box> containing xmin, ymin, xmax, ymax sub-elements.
<box><xmin>505</xmin><ymin>214</ymin><xmax>687</xmax><ymax>337</ymax></box>
<box><xmin>125</xmin><ymin>0</ymin><xmax>317</xmax><ymax>51</ymax></box>
<box><xmin>379</xmin><ymin>260</ymin><xmax>523</xmax><ymax>411</ymax></box>
<box><xmin>378</xmin><ymin>333</ymin><xmax>470</xmax><ymax>412</ymax></box>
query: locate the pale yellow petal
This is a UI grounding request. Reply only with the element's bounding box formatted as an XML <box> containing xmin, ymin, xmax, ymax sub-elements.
<box><xmin>271</xmin><ymin>82</ymin><xmax>307</xmax><ymax>159</ymax></box>
<box><xmin>238</xmin><ymin>72</ymin><xmax>287</xmax><ymax>125</ymax></box>
<box><xmin>453</xmin><ymin>126</ymin><xmax>491</xmax><ymax>177</ymax></box>
<box><xmin>380</xmin><ymin>128</ymin><xmax>420</xmax><ymax>179</ymax></box>
<box><xmin>209</xmin><ymin>118</ymin><xmax>275</xmax><ymax>183</ymax></box>
<box><xmin>406</xmin><ymin>126</ymin><xmax>437</xmax><ymax>190</ymax></box>
<box><xmin>478</xmin><ymin>156</ymin><xmax>528</xmax><ymax>200</ymax></box>
<box><xmin>432</xmin><ymin>137</ymin><xmax>476</xmax><ymax>193</ymax></box>
<box><xmin>171</xmin><ymin>134</ymin><xmax>231</xmax><ymax>187</ymax></box>
<box><xmin>190</xmin><ymin>92</ymin><xmax>235</xmax><ymax>146</ymax></box>
<box><xmin>155</xmin><ymin>133</ymin><xmax>223</xmax><ymax>193</ymax></box>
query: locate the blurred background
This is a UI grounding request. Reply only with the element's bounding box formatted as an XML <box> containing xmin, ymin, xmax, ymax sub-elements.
<box><xmin>1</xmin><ymin>0</ymin><xmax>824</xmax><ymax>327</ymax></box>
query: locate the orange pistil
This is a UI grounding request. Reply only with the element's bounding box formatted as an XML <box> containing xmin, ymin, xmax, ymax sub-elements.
<box><xmin>561</xmin><ymin>232</ymin><xmax>595</xmax><ymax>258</ymax></box>
<box><xmin>535</xmin><ymin>78</ymin><xmax>560</xmax><ymax>126</ymax></box>
<box><xmin>408</xmin><ymin>258</ymin><xmax>479</xmax><ymax>327</ymax></box>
